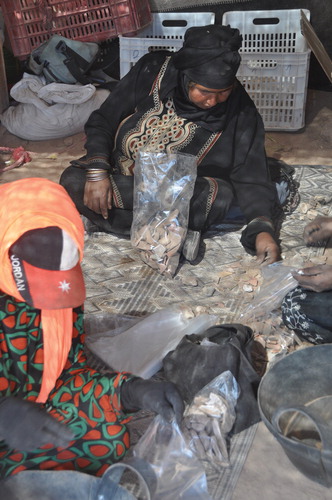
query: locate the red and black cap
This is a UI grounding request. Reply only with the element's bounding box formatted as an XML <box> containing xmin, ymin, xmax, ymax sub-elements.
<box><xmin>9</xmin><ymin>226</ymin><xmax>85</xmax><ymax>310</ymax></box>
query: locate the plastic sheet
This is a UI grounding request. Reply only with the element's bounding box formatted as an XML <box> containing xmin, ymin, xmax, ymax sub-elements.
<box><xmin>239</xmin><ymin>261</ymin><xmax>299</xmax><ymax>322</ymax></box>
<box><xmin>85</xmin><ymin>307</ymin><xmax>218</xmax><ymax>378</ymax></box>
<box><xmin>131</xmin><ymin>150</ymin><xmax>197</xmax><ymax>277</ymax></box>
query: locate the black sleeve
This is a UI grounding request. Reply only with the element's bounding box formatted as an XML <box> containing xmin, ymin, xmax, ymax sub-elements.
<box><xmin>80</xmin><ymin>52</ymin><xmax>168</xmax><ymax>170</ymax></box>
<box><xmin>223</xmin><ymin>88</ymin><xmax>280</xmax><ymax>254</ymax></box>
<box><xmin>229</xmin><ymin>91</ymin><xmax>278</xmax><ymax>223</ymax></box>
<box><xmin>240</xmin><ymin>219</ymin><xmax>276</xmax><ymax>254</ymax></box>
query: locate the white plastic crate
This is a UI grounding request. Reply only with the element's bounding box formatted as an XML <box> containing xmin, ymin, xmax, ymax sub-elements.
<box><xmin>222</xmin><ymin>9</ymin><xmax>311</xmax><ymax>131</ymax></box>
<box><xmin>238</xmin><ymin>52</ymin><xmax>310</xmax><ymax>131</ymax></box>
<box><xmin>223</xmin><ymin>9</ymin><xmax>310</xmax><ymax>53</ymax></box>
<box><xmin>119</xmin><ymin>12</ymin><xmax>215</xmax><ymax>78</ymax></box>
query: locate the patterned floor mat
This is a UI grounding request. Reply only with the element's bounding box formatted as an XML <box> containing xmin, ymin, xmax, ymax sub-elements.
<box><xmin>82</xmin><ymin>165</ymin><xmax>332</xmax><ymax>500</ymax></box>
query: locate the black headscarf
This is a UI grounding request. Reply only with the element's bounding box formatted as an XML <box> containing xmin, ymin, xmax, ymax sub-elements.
<box><xmin>168</xmin><ymin>24</ymin><xmax>243</xmax><ymax>132</ymax></box>
<box><xmin>173</xmin><ymin>24</ymin><xmax>242</xmax><ymax>89</ymax></box>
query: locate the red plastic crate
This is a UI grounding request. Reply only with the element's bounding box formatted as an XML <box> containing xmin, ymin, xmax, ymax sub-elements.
<box><xmin>0</xmin><ymin>0</ymin><xmax>152</xmax><ymax>60</ymax></box>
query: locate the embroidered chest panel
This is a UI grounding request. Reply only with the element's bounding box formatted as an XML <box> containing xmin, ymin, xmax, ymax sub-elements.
<box><xmin>114</xmin><ymin>59</ymin><xmax>220</xmax><ymax>175</ymax></box>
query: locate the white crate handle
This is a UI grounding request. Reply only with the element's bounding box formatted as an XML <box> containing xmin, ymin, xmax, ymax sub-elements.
<box><xmin>224</xmin><ymin>9</ymin><xmax>310</xmax><ymax>28</ymax></box>
<box><xmin>161</xmin><ymin>19</ymin><xmax>190</xmax><ymax>28</ymax></box>
<box><xmin>252</xmin><ymin>15</ymin><xmax>281</xmax><ymax>27</ymax></box>
<box><xmin>137</xmin><ymin>12</ymin><xmax>215</xmax><ymax>39</ymax></box>
<box><xmin>245</xmin><ymin>58</ymin><xmax>278</xmax><ymax>70</ymax></box>
<box><xmin>151</xmin><ymin>11</ymin><xmax>215</xmax><ymax>25</ymax></box>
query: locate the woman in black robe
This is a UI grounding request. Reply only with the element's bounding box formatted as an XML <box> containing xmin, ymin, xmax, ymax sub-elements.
<box><xmin>60</xmin><ymin>24</ymin><xmax>290</xmax><ymax>264</ymax></box>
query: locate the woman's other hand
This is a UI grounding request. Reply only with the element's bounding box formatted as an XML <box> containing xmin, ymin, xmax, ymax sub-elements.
<box><xmin>292</xmin><ymin>264</ymin><xmax>332</xmax><ymax>292</ymax></box>
<box><xmin>84</xmin><ymin>178</ymin><xmax>112</xmax><ymax>219</ymax></box>
<box><xmin>303</xmin><ymin>216</ymin><xmax>332</xmax><ymax>246</ymax></box>
<box><xmin>255</xmin><ymin>232</ymin><xmax>281</xmax><ymax>265</ymax></box>
<box><xmin>0</xmin><ymin>397</ymin><xmax>74</xmax><ymax>451</ymax></box>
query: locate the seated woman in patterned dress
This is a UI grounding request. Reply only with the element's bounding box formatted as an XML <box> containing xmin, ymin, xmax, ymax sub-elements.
<box><xmin>0</xmin><ymin>178</ymin><xmax>184</xmax><ymax>480</ymax></box>
<box><xmin>60</xmin><ymin>24</ymin><xmax>296</xmax><ymax>265</ymax></box>
<box><xmin>282</xmin><ymin>216</ymin><xmax>332</xmax><ymax>344</ymax></box>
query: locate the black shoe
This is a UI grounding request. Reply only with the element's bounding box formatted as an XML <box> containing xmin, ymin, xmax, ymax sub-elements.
<box><xmin>182</xmin><ymin>230</ymin><xmax>201</xmax><ymax>262</ymax></box>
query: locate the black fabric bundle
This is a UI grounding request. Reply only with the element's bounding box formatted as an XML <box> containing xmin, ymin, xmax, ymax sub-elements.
<box><xmin>163</xmin><ymin>323</ymin><xmax>266</xmax><ymax>434</ymax></box>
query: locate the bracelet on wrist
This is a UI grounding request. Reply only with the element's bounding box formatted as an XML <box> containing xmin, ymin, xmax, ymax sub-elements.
<box><xmin>86</xmin><ymin>169</ymin><xmax>109</xmax><ymax>182</ymax></box>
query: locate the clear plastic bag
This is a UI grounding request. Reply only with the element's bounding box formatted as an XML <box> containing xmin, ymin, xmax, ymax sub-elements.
<box><xmin>85</xmin><ymin>312</ymin><xmax>141</xmax><ymax>338</ymax></box>
<box><xmin>239</xmin><ymin>262</ymin><xmax>299</xmax><ymax>322</ymax></box>
<box><xmin>131</xmin><ymin>150</ymin><xmax>197</xmax><ymax>277</ymax></box>
<box><xmin>131</xmin><ymin>415</ymin><xmax>212</xmax><ymax>500</ymax></box>
<box><xmin>183</xmin><ymin>370</ymin><xmax>239</xmax><ymax>470</ymax></box>
<box><xmin>85</xmin><ymin>307</ymin><xmax>218</xmax><ymax>378</ymax></box>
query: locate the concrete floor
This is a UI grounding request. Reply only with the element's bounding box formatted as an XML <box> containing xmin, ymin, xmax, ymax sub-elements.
<box><xmin>233</xmin><ymin>422</ymin><xmax>332</xmax><ymax>500</ymax></box>
<box><xmin>1</xmin><ymin>88</ymin><xmax>332</xmax><ymax>499</ymax></box>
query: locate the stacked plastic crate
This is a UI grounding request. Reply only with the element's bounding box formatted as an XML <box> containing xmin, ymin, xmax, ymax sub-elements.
<box><xmin>222</xmin><ymin>9</ymin><xmax>311</xmax><ymax>131</ymax></box>
<box><xmin>0</xmin><ymin>0</ymin><xmax>152</xmax><ymax>61</ymax></box>
<box><xmin>119</xmin><ymin>12</ymin><xmax>215</xmax><ymax>78</ymax></box>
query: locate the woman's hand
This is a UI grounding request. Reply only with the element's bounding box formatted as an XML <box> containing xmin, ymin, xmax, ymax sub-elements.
<box><xmin>255</xmin><ymin>232</ymin><xmax>281</xmax><ymax>265</ymax></box>
<box><xmin>292</xmin><ymin>264</ymin><xmax>332</xmax><ymax>292</ymax></box>
<box><xmin>0</xmin><ymin>397</ymin><xmax>74</xmax><ymax>451</ymax></box>
<box><xmin>83</xmin><ymin>178</ymin><xmax>112</xmax><ymax>219</ymax></box>
<box><xmin>121</xmin><ymin>378</ymin><xmax>184</xmax><ymax>425</ymax></box>
<box><xmin>303</xmin><ymin>216</ymin><xmax>332</xmax><ymax>246</ymax></box>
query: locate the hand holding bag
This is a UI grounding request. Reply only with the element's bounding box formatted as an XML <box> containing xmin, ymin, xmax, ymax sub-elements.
<box><xmin>163</xmin><ymin>323</ymin><xmax>266</xmax><ymax>434</ymax></box>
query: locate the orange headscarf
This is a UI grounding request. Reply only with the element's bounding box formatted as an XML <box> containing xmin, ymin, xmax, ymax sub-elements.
<box><xmin>0</xmin><ymin>178</ymin><xmax>85</xmax><ymax>402</ymax></box>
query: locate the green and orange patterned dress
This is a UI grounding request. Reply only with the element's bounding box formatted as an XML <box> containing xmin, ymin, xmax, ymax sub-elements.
<box><xmin>0</xmin><ymin>292</ymin><xmax>134</xmax><ymax>479</ymax></box>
